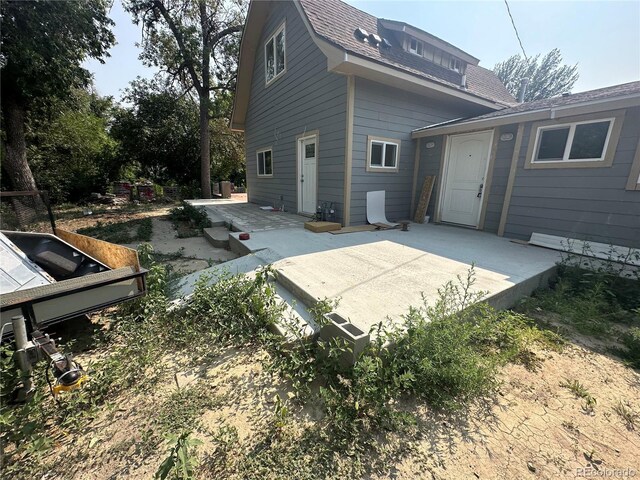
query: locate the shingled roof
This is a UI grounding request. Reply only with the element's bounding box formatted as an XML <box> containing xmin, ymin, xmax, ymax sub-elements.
<box><xmin>298</xmin><ymin>0</ymin><xmax>517</xmax><ymax>107</ymax></box>
<box><xmin>412</xmin><ymin>81</ymin><xmax>640</xmax><ymax>135</ymax></box>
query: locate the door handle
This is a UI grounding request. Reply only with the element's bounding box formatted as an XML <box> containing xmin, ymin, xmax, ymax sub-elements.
<box><xmin>477</xmin><ymin>183</ymin><xmax>484</xmax><ymax>198</ymax></box>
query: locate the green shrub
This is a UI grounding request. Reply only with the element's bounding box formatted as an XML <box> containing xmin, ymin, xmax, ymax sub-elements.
<box><xmin>169</xmin><ymin>202</ymin><xmax>211</xmax><ymax>237</ymax></box>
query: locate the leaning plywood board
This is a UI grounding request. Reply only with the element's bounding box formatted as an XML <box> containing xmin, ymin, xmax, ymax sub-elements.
<box><xmin>56</xmin><ymin>229</ymin><xmax>140</xmax><ymax>271</ymax></box>
<box><xmin>529</xmin><ymin>233</ymin><xmax>640</xmax><ymax>266</ymax></box>
<box><xmin>413</xmin><ymin>176</ymin><xmax>435</xmax><ymax>224</ymax></box>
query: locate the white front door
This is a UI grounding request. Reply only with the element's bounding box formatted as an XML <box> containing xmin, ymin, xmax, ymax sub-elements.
<box><xmin>298</xmin><ymin>135</ymin><xmax>317</xmax><ymax>214</ymax></box>
<box><xmin>440</xmin><ymin>130</ymin><xmax>493</xmax><ymax>227</ymax></box>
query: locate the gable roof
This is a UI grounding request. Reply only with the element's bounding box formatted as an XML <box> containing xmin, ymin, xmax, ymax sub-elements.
<box><xmin>231</xmin><ymin>0</ymin><xmax>516</xmax><ymax>131</ymax></box>
<box><xmin>412</xmin><ymin>81</ymin><xmax>640</xmax><ymax>137</ymax></box>
<box><xmin>298</xmin><ymin>0</ymin><xmax>516</xmax><ymax>106</ymax></box>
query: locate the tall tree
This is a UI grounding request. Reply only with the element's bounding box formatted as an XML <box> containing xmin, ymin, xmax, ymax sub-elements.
<box><xmin>494</xmin><ymin>48</ymin><xmax>579</xmax><ymax>102</ymax></box>
<box><xmin>0</xmin><ymin>0</ymin><xmax>114</xmax><ymax>192</ymax></box>
<box><xmin>124</xmin><ymin>0</ymin><xmax>245</xmax><ymax>198</ymax></box>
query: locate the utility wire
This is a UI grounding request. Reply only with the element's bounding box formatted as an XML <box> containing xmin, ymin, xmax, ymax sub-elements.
<box><xmin>504</xmin><ymin>0</ymin><xmax>528</xmax><ymax>61</ymax></box>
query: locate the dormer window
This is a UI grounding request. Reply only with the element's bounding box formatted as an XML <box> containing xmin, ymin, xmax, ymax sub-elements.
<box><xmin>265</xmin><ymin>23</ymin><xmax>286</xmax><ymax>85</ymax></box>
<box><xmin>449</xmin><ymin>57</ymin><xmax>462</xmax><ymax>73</ymax></box>
<box><xmin>409</xmin><ymin>37</ymin><xmax>423</xmax><ymax>56</ymax></box>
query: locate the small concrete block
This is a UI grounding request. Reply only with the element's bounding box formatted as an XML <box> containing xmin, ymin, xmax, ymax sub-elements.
<box><xmin>304</xmin><ymin>221</ymin><xmax>341</xmax><ymax>233</ymax></box>
<box><xmin>319</xmin><ymin>312</ymin><xmax>370</xmax><ymax>366</ymax></box>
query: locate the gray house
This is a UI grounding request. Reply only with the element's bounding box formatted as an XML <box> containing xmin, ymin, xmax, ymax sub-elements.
<box><xmin>231</xmin><ymin>0</ymin><xmax>640</xmax><ymax>248</ymax></box>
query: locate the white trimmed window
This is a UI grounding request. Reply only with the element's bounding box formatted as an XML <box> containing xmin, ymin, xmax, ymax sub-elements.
<box><xmin>367</xmin><ymin>137</ymin><xmax>400</xmax><ymax>172</ymax></box>
<box><xmin>409</xmin><ymin>37</ymin><xmax>423</xmax><ymax>56</ymax></box>
<box><xmin>257</xmin><ymin>148</ymin><xmax>273</xmax><ymax>177</ymax></box>
<box><xmin>533</xmin><ymin>118</ymin><xmax>614</xmax><ymax>163</ymax></box>
<box><xmin>265</xmin><ymin>23</ymin><xmax>286</xmax><ymax>85</ymax></box>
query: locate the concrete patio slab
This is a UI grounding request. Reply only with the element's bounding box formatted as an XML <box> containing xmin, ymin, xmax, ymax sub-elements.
<box><xmin>187</xmin><ymin>199</ymin><xmax>309</xmax><ymax>233</ymax></box>
<box><xmin>176</xmin><ymin>213</ymin><xmax>561</xmax><ymax>336</ymax></box>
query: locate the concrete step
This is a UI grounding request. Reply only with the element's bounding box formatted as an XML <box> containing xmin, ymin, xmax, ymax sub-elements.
<box><xmin>203</xmin><ymin>227</ymin><xmax>230</xmax><ymax>249</ymax></box>
<box><xmin>204</xmin><ymin>208</ymin><xmax>226</xmax><ymax>227</ymax></box>
<box><xmin>270</xmin><ymin>282</ymin><xmax>320</xmax><ymax>342</ymax></box>
<box><xmin>229</xmin><ymin>233</ymin><xmax>255</xmax><ymax>256</ymax></box>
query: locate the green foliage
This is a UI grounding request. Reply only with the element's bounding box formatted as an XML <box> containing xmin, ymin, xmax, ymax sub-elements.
<box><xmin>169</xmin><ymin>202</ymin><xmax>212</xmax><ymax>237</ymax></box>
<box><xmin>154</xmin><ymin>432</ymin><xmax>202</xmax><ymax>480</ymax></box>
<box><xmin>559</xmin><ymin>379</ymin><xmax>597</xmax><ymax>413</ymax></box>
<box><xmin>494</xmin><ymin>48</ymin><xmax>579</xmax><ymax>101</ymax></box>
<box><xmin>521</xmin><ymin>246</ymin><xmax>640</xmax><ymax>336</ymax></box>
<box><xmin>111</xmin><ymin>79</ymin><xmax>200</xmax><ymax>185</ymax></box>
<box><xmin>0</xmin><ymin>0</ymin><xmax>114</xmax><ymax>103</ymax></box>
<box><xmin>77</xmin><ymin>217</ymin><xmax>153</xmax><ymax>244</ymax></box>
<box><xmin>614</xmin><ymin>326</ymin><xmax>640</xmax><ymax>369</ymax></box>
<box><xmin>26</xmin><ymin>89</ymin><xmax>120</xmax><ymax>202</ymax></box>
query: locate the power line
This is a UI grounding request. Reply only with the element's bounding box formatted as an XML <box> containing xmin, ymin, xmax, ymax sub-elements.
<box><xmin>504</xmin><ymin>0</ymin><xmax>528</xmax><ymax>61</ymax></box>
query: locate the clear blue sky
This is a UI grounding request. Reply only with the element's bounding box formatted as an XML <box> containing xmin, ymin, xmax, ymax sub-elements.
<box><xmin>86</xmin><ymin>0</ymin><xmax>640</xmax><ymax>101</ymax></box>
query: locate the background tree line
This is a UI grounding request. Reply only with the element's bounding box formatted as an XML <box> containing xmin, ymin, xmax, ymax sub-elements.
<box><xmin>1</xmin><ymin>0</ymin><xmax>245</xmax><ymax>204</ymax></box>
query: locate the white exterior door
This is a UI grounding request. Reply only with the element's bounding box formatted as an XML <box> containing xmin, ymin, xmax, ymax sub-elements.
<box><xmin>440</xmin><ymin>130</ymin><xmax>493</xmax><ymax>227</ymax></box>
<box><xmin>298</xmin><ymin>135</ymin><xmax>317</xmax><ymax>215</ymax></box>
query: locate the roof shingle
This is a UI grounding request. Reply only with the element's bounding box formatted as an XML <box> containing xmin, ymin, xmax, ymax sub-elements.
<box><xmin>298</xmin><ymin>0</ymin><xmax>517</xmax><ymax>106</ymax></box>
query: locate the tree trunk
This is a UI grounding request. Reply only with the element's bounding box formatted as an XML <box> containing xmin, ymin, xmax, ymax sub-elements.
<box><xmin>199</xmin><ymin>95</ymin><xmax>211</xmax><ymax>199</ymax></box>
<box><xmin>2</xmin><ymin>96</ymin><xmax>39</xmax><ymax>192</ymax></box>
<box><xmin>199</xmin><ymin>1</ymin><xmax>212</xmax><ymax>199</ymax></box>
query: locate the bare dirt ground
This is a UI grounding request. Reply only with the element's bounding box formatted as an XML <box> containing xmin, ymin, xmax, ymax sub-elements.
<box><xmin>44</xmin><ymin>323</ymin><xmax>639</xmax><ymax>480</ymax></box>
<box><xmin>55</xmin><ymin>200</ymin><xmax>238</xmax><ymax>274</ymax></box>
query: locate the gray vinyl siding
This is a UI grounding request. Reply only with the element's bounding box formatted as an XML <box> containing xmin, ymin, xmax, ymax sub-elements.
<box><xmin>350</xmin><ymin>78</ymin><xmax>471</xmax><ymax>225</ymax></box>
<box><xmin>503</xmin><ymin>106</ymin><xmax>640</xmax><ymax>248</ymax></box>
<box><xmin>483</xmin><ymin>125</ymin><xmax>519</xmax><ymax>233</ymax></box>
<box><xmin>414</xmin><ymin>135</ymin><xmax>444</xmax><ymax>220</ymax></box>
<box><xmin>245</xmin><ymin>1</ymin><xmax>347</xmax><ymax>219</ymax></box>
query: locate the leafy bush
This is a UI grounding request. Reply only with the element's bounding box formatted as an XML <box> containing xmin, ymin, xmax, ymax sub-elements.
<box><xmin>169</xmin><ymin>202</ymin><xmax>211</xmax><ymax>238</ymax></box>
<box><xmin>521</xmin><ymin>244</ymin><xmax>640</xmax><ymax>336</ymax></box>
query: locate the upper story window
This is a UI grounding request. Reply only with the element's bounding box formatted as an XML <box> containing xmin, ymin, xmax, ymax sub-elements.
<box><xmin>265</xmin><ymin>23</ymin><xmax>286</xmax><ymax>85</ymax></box>
<box><xmin>409</xmin><ymin>37</ymin><xmax>423</xmax><ymax>56</ymax></box>
<box><xmin>533</xmin><ymin>119</ymin><xmax>614</xmax><ymax>164</ymax></box>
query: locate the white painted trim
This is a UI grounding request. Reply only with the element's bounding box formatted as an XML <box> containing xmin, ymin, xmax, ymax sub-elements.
<box><xmin>264</xmin><ymin>21</ymin><xmax>287</xmax><ymax>87</ymax></box>
<box><xmin>296</xmin><ymin>133</ymin><xmax>319</xmax><ymax>215</ymax></box>
<box><xmin>438</xmin><ymin>129</ymin><xmax>494</xmax><ymax>228</ymax></box>
<box><xmin>366</xmin><ymin>136</ymin><xmax>400</xmax><ymax>172</ymax></box>
<box><xmin>531</xmin><ymin>117</ymin><xmax>615</xmax><ymax>164</ymax></box>
<box><xmin>256</xmin><ymin>147</ymin><xmax>274</xmax><ymax>177</ymax></box>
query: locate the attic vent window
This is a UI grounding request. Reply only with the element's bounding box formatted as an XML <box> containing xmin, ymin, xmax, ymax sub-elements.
<box><xmin>354</xmin><ymin>28</ymin><xmax>369</xmax><ymax>41</ymax></box>
<box><xmin>409</xmin><ymin>37</ymin><xmax>423</xmax><ymax>56</ymax></box>
<box><xmin>381</xmin><ymin>38</ymin><xmax>392</xmax><ymax>49</ymax></box>
<box><xmin>368</xmin><ymin>33</ymin><xmax>381</xmax><ymax>46</ymax></box>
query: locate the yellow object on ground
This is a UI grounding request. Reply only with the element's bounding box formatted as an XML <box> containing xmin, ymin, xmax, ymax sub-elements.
<box><xmin>304</xmin><ymin>221</ymin><xmax>342</xmax><ymax>233</ymax></box>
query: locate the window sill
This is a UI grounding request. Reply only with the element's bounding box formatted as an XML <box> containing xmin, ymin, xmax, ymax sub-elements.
<box><xmin>366</xmin><ymin>165</ymin><xmax>399</xmax><ymax>173</ymax></box>
<box><xmin>265</xmin><ymin>70</ymin><xmax>286</xmax><ymax>88</ymax></box>
<box><xmin>525</xmin><ymin>159</ymin><xmax>612</xmax><ymax>169</ymax></box>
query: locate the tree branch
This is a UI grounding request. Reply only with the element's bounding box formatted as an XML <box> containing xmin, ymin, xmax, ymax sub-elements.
<box><xmin>152</xmin><ymin>0</ymin><xmax>202</xmax><ymax>93</ymax></box>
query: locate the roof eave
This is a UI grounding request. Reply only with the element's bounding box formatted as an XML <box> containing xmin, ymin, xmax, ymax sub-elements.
<box><xmin>411</xmin><ymin>93</ymin><xmax>640</xmax><ymax>138</ymax></box>
<box><xmin>329</xmin><ymin>50</ymin><xmax>506</xmax><ymax>110</ymax></box>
